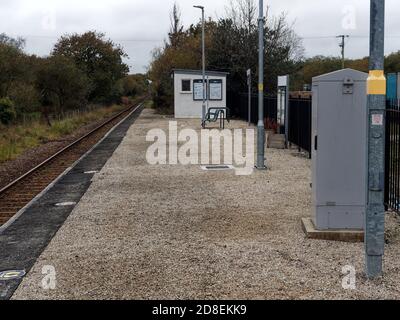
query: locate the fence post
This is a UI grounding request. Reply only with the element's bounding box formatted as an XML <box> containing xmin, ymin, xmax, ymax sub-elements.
<box><xmin>297</xmin><ymin>101</ymin><xmax>301</xmax><ymax>152</ymax></box>
<box><xmin>285</xmin><ymin>76</ymin><xmax>290</xmax><ymax>148</ymax></box>
<box><xmin>385</xmin><ymin>103</ymin><xmax>390</xmax><ymax>210</ymax></box>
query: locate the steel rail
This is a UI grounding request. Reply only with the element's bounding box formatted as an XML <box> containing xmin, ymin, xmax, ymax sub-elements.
<box><xmin>0</xmin><ymin>99</ymin><xmax>146</xmax><ymax>197</ymax></box>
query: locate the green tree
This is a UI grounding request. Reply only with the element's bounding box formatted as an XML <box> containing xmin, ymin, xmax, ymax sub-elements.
<box><xmin>0</xmin><ymin>36</ymin><xmax>43</xmax><ymax>118</ymax></box>
<box><xmin>52</xmin><ymin>31</ymin><xmax>129</xmax><ymax>103</ymax></box>
<box><xmin>385</xmin><ymin>51</ymin><xmax>400</xmax><ymax>73</ymax></box>
<box><xmin>293</xmin><ymin>56</ymin><xmax>342</xmax><ymax>90</ymax></box>
<box><xmin>292</xmin><ymin>56</ymin><xmax>371</xmax><ymax>90</ymax></box>
<box><xmin>0</xmin><ymin>33</ymin><xmax>25</xmax><ymax>50</ymax></box>
<box><xmin>148</xmin><ymin>1</ymin><xmax>304</xmax><ymax>111</ymax></box>
<box><xmin>0</xmin><ymin>43</ymin><xmax>26</xmax><ymax>98</ymax></box>
<box><xmin>36</xmin><ymin>56</ymin><xmax>90</xmax><ymax>116</ymax></box>
<box><xmin>122</xmin><ymin>74</ymin><xmax>148</xmax><ymax>97</ymax></box>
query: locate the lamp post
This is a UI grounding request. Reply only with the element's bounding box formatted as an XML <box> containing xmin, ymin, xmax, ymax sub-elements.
<box><xmin>247</xmin><ymin>69</ymin><xmax>252</xmax><ymax>126</ymax></box>
<box><xmin>365</xmin><ymin>0</ymin><xmax>386</xmax><ymax>279</ymax></box>
<box><xmin>256</xmin><ymin>0</ymin><xmax>266</xmax><ymax>169</ymax></box>
<box><xmin>194</xmin><ymin>5</ymin><xmax>206</xmax><ymax>126</ymax></box>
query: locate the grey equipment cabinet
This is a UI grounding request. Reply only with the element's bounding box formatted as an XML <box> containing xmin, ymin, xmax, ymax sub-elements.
<box><xmin>312</xmin><ymin>69</ymin><xmax>368</xmax><ymax>230</ymax></box>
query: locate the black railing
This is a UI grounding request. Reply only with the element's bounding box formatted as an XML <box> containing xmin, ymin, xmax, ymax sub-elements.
<box><xmin>228</xmin><ymin>91</ymin><xmax>312</xmax><ymax>156</ymax></box>
<box><xmin>227</xmin><ymin>91</ymin><xmax>277</xmax><ymax>125</ymax></box>
<box><xmin>288</xmin><ymin>98</ymin><xmax>312</xmax><ymax>157</ymax></box>
<box><xmin>385</xmin><ymin>99</ymin><xmax>400</xmax><ymax>213</ymax></box>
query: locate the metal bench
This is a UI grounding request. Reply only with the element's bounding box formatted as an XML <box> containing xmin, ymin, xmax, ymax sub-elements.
<box><xmin>202</xmin><ymin>107</ymin><xmax>230</xmax><ymax>129</ymax></box>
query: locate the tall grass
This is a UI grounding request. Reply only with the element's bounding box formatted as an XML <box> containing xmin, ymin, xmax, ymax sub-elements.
<box><xmin>0</xmin><ymin>104</ymin><xmax>126</xmax><ymax>163</ymax></box>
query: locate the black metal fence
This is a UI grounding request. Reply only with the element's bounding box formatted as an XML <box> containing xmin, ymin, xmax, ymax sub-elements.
<box><xmin>227</xmin><ymin>91</ymin><xmax>277</xmax><ymax>125</ymax></box>
<box><xmin>228</xmin><ymin>91</ymin><xmax>312</xmax><ymax>156</ymax></box>
<box><xmin>385</xmin><ymin>99</ymin><xmax>400</xmax><ymax>213</ymax></box>
<box><xmin>288</xmin><ymin>99</ymin><xmax>312</xmax><ymax>156</ymax></box>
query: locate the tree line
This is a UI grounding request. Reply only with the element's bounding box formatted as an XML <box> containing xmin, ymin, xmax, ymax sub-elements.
<box><xmin>0</xmin><ymin>32</ymin><xmax>148</xmax><ymax>125</ymax></box>
<box><xmin>148</xmin><ymin>0</ymin><xmax>303</xmax><ymax>111</ymax></box>
<box><xmin>295</xmin><ymin>53</ymin><xmax>400</xmax><ymax>91</ymax></box>
<box><xmin>149</xmin><ymin>0</ymin><xmax>400</xmax><ymax>112</ymax></box>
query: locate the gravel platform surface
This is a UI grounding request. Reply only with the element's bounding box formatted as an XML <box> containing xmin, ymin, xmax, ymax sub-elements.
<box><xmin>12</xmin><ymin>109</ymin><xmax>400</xmax><ymax>300</ymax></box>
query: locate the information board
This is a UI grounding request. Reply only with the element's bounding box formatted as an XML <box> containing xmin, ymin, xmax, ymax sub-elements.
<box><xmin>209</xmin><ymin>79</ymin><xmax>223</xmax><ymax>101</ymax></box>
<box><xmin>278</xmin><ymin>75</ymin><xmax>288</xmax><ymax>87</ymax></box>
<box><xmin>193</xmin><ymin>80</ymin><xmax>207</xmax><ymax>101</ymax></box>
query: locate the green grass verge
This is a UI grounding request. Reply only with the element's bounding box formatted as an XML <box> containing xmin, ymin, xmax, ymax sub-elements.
<box><xmin>143</xmin><ymin>100</ymin><xmax>154</xmax><ymax>109</ymax></box>
<box><xmin>0</xmin><ymin>105</ymin><xmax>126</xmax><ymax>163</ymax></box>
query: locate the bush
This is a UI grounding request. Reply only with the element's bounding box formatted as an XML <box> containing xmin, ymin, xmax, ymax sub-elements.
<box><xmin>122</xmin><ymin>74</ymin><xmax>148</xmax><ymax>97</ymax></box>
<box><xmin>106</xmin><ymin>79</ymin><xmax>124</xmax><ymax>104</ymax></box>
<box><xmin>0</xmin><ymin>97</ymin><xmax>16</xmax><ymax>125</ymax></box>
<box><xmin>8</xmin><ymin>82</ymin><xmax>41</xmax><ymax>115</ymax></box>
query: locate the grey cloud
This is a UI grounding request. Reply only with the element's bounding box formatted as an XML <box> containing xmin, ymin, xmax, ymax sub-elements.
<box><xmin>0</xmin><ymin>0</ymin><xmax>399</xmax><ymax>73</ymax></box>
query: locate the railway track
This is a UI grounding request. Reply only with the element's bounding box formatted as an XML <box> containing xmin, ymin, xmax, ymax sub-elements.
<box><xmin>0</xmin><ymin>100</ymin><xmax>146</xmax><ymax>227</ymax></box>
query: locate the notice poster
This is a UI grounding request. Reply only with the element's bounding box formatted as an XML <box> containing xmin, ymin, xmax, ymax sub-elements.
<box><xmin>209</xmin><ymin>80</ymin><xmax>223</xmax><ymax>101</ymax></box>
<box><xmin>193</xmin><ymin>80</ymin><xmax>207</xmax><ymax>101</ymax></box>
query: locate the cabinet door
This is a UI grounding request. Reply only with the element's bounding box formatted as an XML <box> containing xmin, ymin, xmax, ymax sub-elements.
<box><xmin>316</xmin><ymin>81</ymin><xmax>367</xmax><ymax>206</ymax></box>
<box><xmin>311</xmin><ymin>83</ymin><xmax>318</xmax><ymax>205</ymax></box>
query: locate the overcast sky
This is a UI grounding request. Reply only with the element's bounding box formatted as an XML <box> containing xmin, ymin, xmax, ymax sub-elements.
<box><xmin>1</xmin><ymin>0</ymin><xmax>399</xmax><ymax>74</ymax></box>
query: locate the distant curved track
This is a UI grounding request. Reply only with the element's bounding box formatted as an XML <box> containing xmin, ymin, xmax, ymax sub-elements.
<box><xmin>0</xmin><ymin>100</ymin><xmax>146</xmax><ymax>227</ymax></box>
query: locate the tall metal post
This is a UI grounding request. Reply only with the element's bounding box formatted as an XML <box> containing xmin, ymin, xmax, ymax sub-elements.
<box><xmin>285</xmin><ymin>75</ymin><xmax>290</xmax><ymax>148</ymax></box>
<box><xmin>247</xmin><ymin>69</ymin><xmax>252</xmax><ymax>126</ymax></box>
<box><xmin>365</xmin><ymin>0</ymin><xmax>386</xmax><ymax>279</ymax></box>
<box><xmin>256</xmin><ymin>0</ymin><xmax>266</xmax><ymax>169</ymax></box>
<box><xmin>201</xmin><ymin>8</ymin><xmax>206</xmax><ymax>123</ymax></box>
<box><xmin>194</xmin><ymin>5</ymin><xmax>206</xmax><ymax>126</ymax></box>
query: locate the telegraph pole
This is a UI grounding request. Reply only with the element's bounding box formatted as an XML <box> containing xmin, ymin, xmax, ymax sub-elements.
<box><xmin>365</xmin><ymin>0</ymin><xmax>386</xmax><ymax>279</ymax></box>
<box><xmin>194</xmin><ymin>5</ymin><xmax>206</xmax><ymax>126</ymax></box>
<box><xmin>256</xmin><ymin>0</ymin><xmax>266</xmax><ymax>169</ymax></box>
<box><xmin>337</xmin><ymin>35</ymin><xmax>349</xmax><ymax>69</ymax></box>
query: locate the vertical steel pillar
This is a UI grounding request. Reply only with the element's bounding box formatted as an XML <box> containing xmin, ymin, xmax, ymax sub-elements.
<box><xmin>285</xmin><ymin>75</ymin><xmax>290</xmax><ymax>148</ymax></box>
<box><xmin>201</xmin><ymin>7</ymin><xmax>206</xmax><ymax>125</ymax></box>
<box><xmin>195</xmin><ymin>5</ymin><xmax>206</xmax><ymax>126</ymax></box>
<box><xmin>248</xmin><ymin>69</ymin><xmax>252</xmax><ymax>126</ymax></box>
<box><xmin>256</xmin><ymin>0</ymin><xmax>266</xmax><ymax>169</ymax></box>
<box><xmin>365</xmin><ymin>0</ymin><xmax>386</xmax><ymax>279</ymax></box>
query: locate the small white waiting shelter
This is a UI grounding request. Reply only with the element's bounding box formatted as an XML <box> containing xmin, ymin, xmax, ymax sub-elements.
<box><xmin>172</xmin><ymin>69</ymin><xmax>228</xmax><ymax>119</ymax></box>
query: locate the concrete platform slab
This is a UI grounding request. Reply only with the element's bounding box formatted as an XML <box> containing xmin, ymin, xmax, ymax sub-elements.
<box><xmin>301</xmin><ymin>218</ymin><xmax>364</xmax><ymax>243</ymax></box>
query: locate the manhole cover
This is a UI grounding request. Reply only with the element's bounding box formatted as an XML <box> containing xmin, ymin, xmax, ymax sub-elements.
<box><xmin>0</xmin><ymin>270</ymin><xmax>26</xmax><ymax>281</ymax></box>
<box><xmin>201</xmin><ymin>165</ymin><xmax>234</xmax><ymax>171</ymax></box>
<box><xmin>55</xmin><ymin>202</ymin><xmax>77</xmax><ymax>207</ymax></box>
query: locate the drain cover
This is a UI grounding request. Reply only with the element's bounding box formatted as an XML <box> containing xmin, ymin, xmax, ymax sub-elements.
<box><xmin>55</xmin><ymin>202</ymin><xmax>77</xmax><ymax>207</ymax></box>
<box><xmin>0</xmin><ymin>270</ymin><xmax>26</xmax><ymax>281</ymax></box>
<box><xmin>201</xmin><ymin>165</ymin><xmax>234</xmax><ymax>171</ymax></box>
